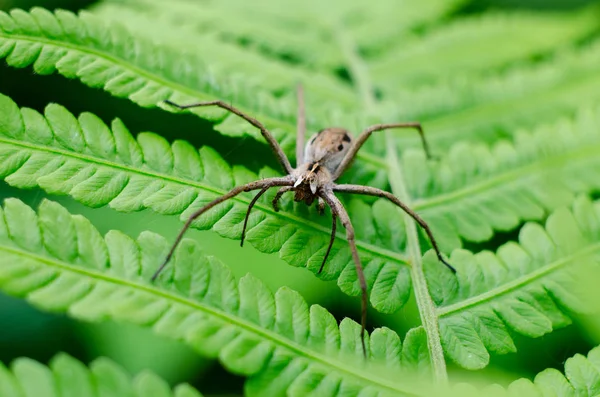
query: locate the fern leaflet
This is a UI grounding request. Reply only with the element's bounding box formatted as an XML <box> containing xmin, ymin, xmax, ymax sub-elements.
<box><xmin>0</xmin><ymin>197</ymin><xmax>429</xmax><ymax>396</ymax></box>
<box><xmin>0</xmin><ymin>353</ymin><xmax>203</xmax><ymax>397</ymax></box>
<box><xmin>425</xmin><ymin>196</ymin><xmax>600</xmax><ymax>369</ymax></box>
<box><xmin>1</xmin><ymin>90</ymin><xmax>599</xmax><ymax>316</ymax></box>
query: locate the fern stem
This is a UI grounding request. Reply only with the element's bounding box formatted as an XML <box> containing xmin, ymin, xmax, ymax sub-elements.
<box><xmin>335</xmin><ymin>23</ymin><xmax>448</xmax><ymax>381</ymax></box>
<box><xmin>386</xmin><ymin>137</ymin><xmax>448</xmax><ymax>382</ymax></box>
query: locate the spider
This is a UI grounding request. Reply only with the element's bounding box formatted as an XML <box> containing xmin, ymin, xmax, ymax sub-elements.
<box><xmin>151</xmin><ymin>85</ymin><xmax>455</xmax><ymax>358</ymax></box>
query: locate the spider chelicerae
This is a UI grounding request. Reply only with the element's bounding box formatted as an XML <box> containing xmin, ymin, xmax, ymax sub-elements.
<box><xmin>151</xmin><ymin>85</ymin><xmax>455</xmax><ymax>357</ymax></box>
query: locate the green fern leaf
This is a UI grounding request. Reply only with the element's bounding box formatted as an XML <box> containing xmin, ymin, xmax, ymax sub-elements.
<box><xmin>0</xmin><ymin>197</ymin><xmax>432</xmax><ymax>396</ymax></box>
<box><xmin>92</xmin><ymin>0</ymin><xmax>468</xmax><ymax>71</ymax></box>
<box><xmin>105</xmin><ymin>1</ymin><xmax>598</xmax><ymax>88</ymax></box>
<box><xmin>0</xmin><ymin>93</ymin><xmax>419</xmax><ymax>312</ymax></box>
<box><xmin>389</xmin><ymin>39</ymin><xmax>600</xmax><ymax>150</ymax></box>
<box><xmin>2</xmin><ymin>92</ymin><xmax>599</xmax><ymax>316</ymax></box>
<box><xmin>87</xmin><ymin>1</ymin><xmax>600</xmax><ymax>153</ymax></box>
<box><xmin>3</xmin><ymin>6</ymin><xmax>600</xmax><ymax>158</ymax></box>
<box><xmin>370</xmin><ymin>7</ymin><xmax>600</xmax><ymax>88</ymax></box>
<box><xmin>0</xmin><ymin>353</ymin><xmax>203</xmax><ymax>397</ymax></box>
<box><xmin>411</xmin><ymin>106</ymin><xmax>600</xmax><ymax>247</ymax></box>
<box><xmin>452</xmin><ymin>345</ymin><xmax>600</xmax><ymax>397</ymax></box>
<box><xmin>2</xmin><ymin>3</ymin><xmax>600</xmax><ymax>381</ymax></box>
<box><xmin>424</xmin><ymin>196</ymin><xmax>600</xmax><ymax>369</ymax></box>
<box><xmin>0</xmin><ymin>7</ymin><xmax>364</xmax><ymax>156</ymax></box>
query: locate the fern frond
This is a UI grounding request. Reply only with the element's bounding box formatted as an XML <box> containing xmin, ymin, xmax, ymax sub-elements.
<box><xmin>385</xmin><ymin>38</ymin><xmax>600</xmax><ymax>149</ymax></box>
<box><xmin>91</xmin><ymin>0</ymin><xmax>345</xmax><ymax>71</ymax></box>
<box><xmin>1</xmin><ymin>92</ymin><xmax>598</xmax><ymax>316</ymax></box>
<box><xmin>0</xmin><ymin>93</ymin><xmax>419</xmax><ymax>314</ymax></box>
<box><xmin>424</xmin><ymin>196</ymin><xmax>600</xmax><ymax>369</ymax></box>
<box><xmin>0</xmin><ymin>7</ymin><xmax>366</xmax><ymax>157</ymax></box>
<box><xmin>0</xmin><ymin>197</ymin><xmax>430</xmax><ymax>396</ymax></box>
<box><xmin>529</xmin><ymin>345</ymin><xmax>600</xmax><ymax>397</ymax></box>
<box><xmin>453</xmin><ymin>345</ymin><xmax>600</xmax><ymax>396</ymax></box>
<box><xmin>0</xmin><ymin>353</ymin><xmax>203</xmax><ymax>397</ymax></box>
<box><xmin>2</xmin><ymin>6</ymin><xmax>599</xmax><ymax>160</ymax></box>
<box><xmin>410</xmin><ymin>105</ymin><xmax>600</xmax><ymax>247</ymax></box>
<box><xmin>93</xmin><ymin>0</ymin><xmax>467</xmax><ymax>67</ymax></box>
<box><xmin>370</xmin><ymin>7</ymin><xmax>600</xmax><ymax>88</ymax></box>
<box><xmin>89</xmin><ymin>1</ymin><xmax>600</xmax><ymax>154</ymax></box>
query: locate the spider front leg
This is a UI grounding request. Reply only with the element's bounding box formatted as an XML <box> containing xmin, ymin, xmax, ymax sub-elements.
<box><xmin>151</xmin><ymin>176</ymin><xmax>293</xmax><ymax>281</ymax></box>
<box><xmin>333</xmin><ymin>184</ymin><xmax>455</xmax><ymax>273</ymax></box>
<box><xmin>164</xmin><ymin>99</ymin><xmax>294</xmax><ymax>175</ymax></box>
<box><xmin>332</xmin><ymin>122</ymin><xmax>433</xmax><ymax>180</ymax></box>
<box><xmin>321</xmin><ymin>190</ymin><xmax>368</xmax><ymax>358</ymax></box>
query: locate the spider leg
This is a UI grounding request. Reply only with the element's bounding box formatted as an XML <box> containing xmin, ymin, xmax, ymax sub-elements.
<box><xmin>332</xmin><ymin>122</ymin><xmax>432</xmax><ymax>180</ymax></box>
<box><xmin>272</xmin><ymin>186</ymin><xmax>294</xmax><ymax>212</ymax></box>
<box><xmin>151</xmin><ymin>176</ymin><xmax>293</xmax><ymax>281</ymax></box>
<box><xmin>333</xmin><ymin>184</ymin><xmax>456</xmax><ymax>273</ymax></box>
<box><xmin>321</xmin><ymin>190</ymin><xmax>368</xmax><ymax>358</ymax></box>
<box><xmin>164</xmin><ymin>99</ymin><xmax>293</xmax><ymax>174</ymax></box>
<box><xmin>240</xmin><ymin>185</ymin><xmax>271</xmax><ymax>247</ymax></box>
<box><xmin>318</xmin><ymin>209</ymin><xmax>337</xmax><ymax>275</ymax></box>
<box><xmin>296</xmin><ymin>83</ymin><xmax>306</xmax><ymax>167</ymax></box>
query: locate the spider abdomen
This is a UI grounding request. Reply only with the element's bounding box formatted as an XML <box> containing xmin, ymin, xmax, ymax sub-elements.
<box><xmin>304</xmin><ymin>127</ymin><xmax>352</xmax><ymax>173</ymax></box>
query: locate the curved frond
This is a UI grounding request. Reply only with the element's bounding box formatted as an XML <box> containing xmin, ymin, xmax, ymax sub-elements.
<box><xmin>386</xmin><ymin>38</ymin><xmax>600</xmax><ymax>149</ymax></box>
<box><xmin>0</xmin><ymin>93</ymin><xmax>419</xmax><ymax>313</ymax></box>
<box><xmin>0</xmin><ymin>353</ymin><xmax>203</xmax><ymax>397</ymax></box>
<box><xmin>0</xmin><ymin>7</ymin><xmax>364</xmax><ymax>157</ymax></box>
<box><xmin>1</xmin><ymin>92</ymin><xmax>599</xmax><ymax>317</ymax></box>
<box><xmin>370</xmin><ymin>7</ymin><xmax>600</xmax><ymax>88</ymax></box>
<box><xmin>529</xmin><ymin>345</ymin><xmax>600</xmax><ymax>397</ymax></box>
<box><xmin>88</xmin><ymin>1</ymin><xmax>600</xmax><ymax>153</ymax></box>
<box><xmin>93</xmin><ymin>0</ymin><xmax>467</xmax><ymax>69</ymax></box>
<box><xmin>2</xmin><ymin>3</ymin><xmax>600</xmax><ymax>381</ymax></box>
<box><xmin>451</xmin><ymin>345</ymin><xmax>600</xmax><ymax>396</ymax></box>
<box><xmin>410</xmin><ymin>105</ymin><xmax>600</xmax><ymax>248</ymax></box>
<box><xmin>0</xmin><ymin>197</ymin><xmax>430</xmax><ymax>396</ymax></box>
<box><xmin>424</xmin><ymin>196</ymin><xmax>600</xmax><ymax>369</ymax></box>
<box><xmin>3</xmin><ymin>6</ymin><xmax>600</xmax><ymax>160</ymax></box>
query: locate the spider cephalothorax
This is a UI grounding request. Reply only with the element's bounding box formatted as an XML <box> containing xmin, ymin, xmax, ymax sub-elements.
<box><xmin>153</xmin><ymin>86</ymin><xmax>455</xmax><ymax>358</ymax></box>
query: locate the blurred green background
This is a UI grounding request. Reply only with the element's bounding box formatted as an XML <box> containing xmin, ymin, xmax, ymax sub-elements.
<box><xmin>0</xmin><ymin>0</ymin><xmax>599</xmax><ymax>394</ymax></box>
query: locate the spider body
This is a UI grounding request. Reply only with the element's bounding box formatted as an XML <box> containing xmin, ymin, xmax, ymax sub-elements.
<box><xmin>291</xmin><ymin>128</ymin><xmax>352</xmax><ymax>206</ymax></box>
<box><xmin>154</xmin><ymin>87</ymin><xmax>455</xmax><ymax>359</ymax></box>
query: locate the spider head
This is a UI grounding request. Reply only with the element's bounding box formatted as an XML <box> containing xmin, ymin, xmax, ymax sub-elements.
<box><xmin>304</xmin><ymin>127</ymin><xmax>352</xmax><ymax>175</ymax></box>
<box><xmin>292</xmin><ymin>161</ymin><xmax>332</xmax><ymax>206</ymax></box>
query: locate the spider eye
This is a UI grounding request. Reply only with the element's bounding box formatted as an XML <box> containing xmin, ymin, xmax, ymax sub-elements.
<box><xmin>337</xmin><ymin>144</ymin><xmax>344</xmax><ymax>151</ymax></box>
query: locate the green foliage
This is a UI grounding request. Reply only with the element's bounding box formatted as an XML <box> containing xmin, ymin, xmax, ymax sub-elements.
<box><xmin>0</xmin><ymin>0</ymin><xmax>599</xmax><ymax>395</ymax></box>
<box><xmin>0</xmin><ymin>353</ymin><xmax>203</xmax><ymax>397</ymax></box>
<box><xmin>5</xmin><ymin>346</ymin><xmax>600</xmax><ymax>397</ymax></box>
<box><xmin>0</xmin><ymin>197</ymin><xmax>428</xmax><ymax>396</ymax></box>
<box><xmin>451</xmin><ymin>345</ymin><xmax>600</xmax><ymax>396</ymax></box>
<box><xmin>431</xmin><ymin>196</ymin><xmax>600</xmax><ymax>369</ymax></box>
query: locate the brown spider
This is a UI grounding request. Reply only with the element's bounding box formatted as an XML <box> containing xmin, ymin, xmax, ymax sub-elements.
<box><xmin>152</xmin><ymin>86</ymin><xmax>455</xmax><ymax>357</ymax></box>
